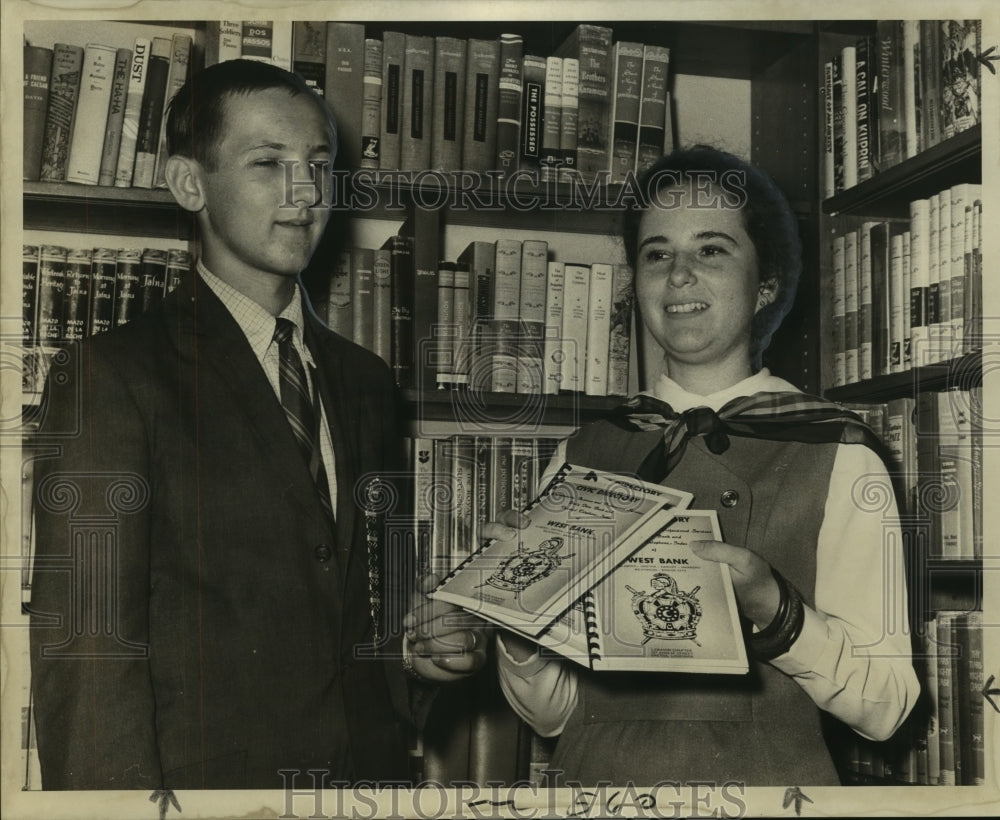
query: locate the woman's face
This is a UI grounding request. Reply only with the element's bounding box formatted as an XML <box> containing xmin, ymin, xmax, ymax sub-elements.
<box><xmin>635</xmin><ymin>183</ymin><xmax>775</xmax><ymax>378</ymax></box>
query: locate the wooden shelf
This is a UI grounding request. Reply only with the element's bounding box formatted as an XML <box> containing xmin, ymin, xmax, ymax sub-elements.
<box><xmin>822</xmin><ymin>126</ymin><xmax>981</xmax><ymax>217</ymax></box>
<box><xmin>824</xmin><ymin>351</ymin><xmax>982</xmax><ymax>403</ymax></box>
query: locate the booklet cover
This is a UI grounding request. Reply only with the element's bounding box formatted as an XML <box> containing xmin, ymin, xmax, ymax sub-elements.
<box><xmin>429</xmin><ymin>463</ymin><xmax>693</xmax><ymax>636</ymax></box>
<box><xmin>535</xmin><ymin>509</ymin><xmax>749</xmax><ymax>673</ymax></box>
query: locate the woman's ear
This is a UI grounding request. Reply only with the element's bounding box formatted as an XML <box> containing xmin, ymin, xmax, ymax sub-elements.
<box><xmin>756</xmin><ymin>279</ymin><xmax>778</xmax><ymax>313</ymax></box>
<box><xmin>164</xmin><ymin>154</ymin><xmax>206</xmax><ymax>214</ymax></box>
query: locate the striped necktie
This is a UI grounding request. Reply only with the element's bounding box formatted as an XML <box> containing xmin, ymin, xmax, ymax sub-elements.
<box><xmin>273</xmin><ymin>317</ymin><xmax>335</xmax><ymax>524</ymax></box>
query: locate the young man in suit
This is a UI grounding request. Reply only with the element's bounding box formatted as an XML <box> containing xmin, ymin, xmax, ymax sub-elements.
<box><xmin>29</xmin><ymin>59</ymin><xmax>485</xmax><ymax>791</ymax></box>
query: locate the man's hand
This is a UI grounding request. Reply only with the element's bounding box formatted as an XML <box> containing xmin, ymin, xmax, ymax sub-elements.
<box><xmin>689</xmin><ymin>539</ymin><xmax>780</xmax><ymax>630</ymax></box>
<box><xmin>403</xmin><ymin>573</ymin><xmax>490</xmax><ymax>683</ymax></box>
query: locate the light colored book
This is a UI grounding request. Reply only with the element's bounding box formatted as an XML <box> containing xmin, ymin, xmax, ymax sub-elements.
<box><xmin>542</xmin><ymin>261</ymin><xmax>565</xmax><ymax>395</ymax></box>
<box><xmin>537</xmin><ymin>509</ymin><xmax>748</xmax><ymax>674</ymax></box>
<box><xmin>430</xmin><ymin>463</ymin><xmax>692</xmax><ymax>637</ymax></box>
<box><xmin>560</xmin><ymin>263</ymin><xmax>590</xmax><ymax>392</ymax></box>
<box><xmin>585</xmin><ymin>262</ymin><xmax>613</xmax><ymax>396</ymax></box>
<box><xmin>65</xmin><ymin>43</ymin><xmax>117</xmax><ymax>185</ymax></box>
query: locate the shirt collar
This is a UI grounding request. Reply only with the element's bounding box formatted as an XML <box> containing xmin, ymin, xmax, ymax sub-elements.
<box><xmin>647</xmin><ymin>368</ymin><xmax>801</xmax><ymax>412</ymax></box>
<box><xmin>197</xmin><ymin>261</ymin><xmax>309</xmax><ymax>363</ymax></box>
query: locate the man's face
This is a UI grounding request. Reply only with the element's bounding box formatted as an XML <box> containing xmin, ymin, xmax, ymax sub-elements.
<box><xmin>195</xmin><ymin>88</ymin><xmax>335</xmax><ymax>286</ymax></box>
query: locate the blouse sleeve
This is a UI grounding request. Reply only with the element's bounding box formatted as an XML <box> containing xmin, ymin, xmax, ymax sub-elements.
<box><xmin>770</xmin><ymin>443</ymin><xmax>921</xmax><ymax>741</ymax></box>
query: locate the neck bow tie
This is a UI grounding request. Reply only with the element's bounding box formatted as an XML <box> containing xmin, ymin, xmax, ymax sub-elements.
<box><xmin>610</xmin><ymin>391</ymin><xmax>884</xmax><ymax>482</ymax></box>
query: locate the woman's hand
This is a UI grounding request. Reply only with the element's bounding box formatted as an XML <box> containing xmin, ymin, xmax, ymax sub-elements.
<box><xmin>689</xmin><ymin>539</ymin><xmax>781</xmax><ymax>630</ymax></box>
<box><xmin>403</xmin><ymin>573</ymin><xmax>490</xmax><ymax>683</ymax></box>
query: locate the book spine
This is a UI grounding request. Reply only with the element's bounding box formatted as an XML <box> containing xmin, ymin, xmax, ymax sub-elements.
<box><xmin>458</xmin><ymin>241</ymin><xmax>495</xmax><ymax>390</ymax></box>
<box><xmin>152</xmin><ymin>34</ymin><xmax>193</xmax><ymax>188</ymax></box>
<box><xmin>926</xmin><ymin>193</ymin><xmax>942</xmax><ymax>364</ymax></box>
<box><xmin>23</xmin><ymin>46</ymin><xmax>53</xmax><ymax>182</ymax></box>
<box><xmin>821</xmin><ymin>59</ymin><xmax>835</xmax><ymax>197</ymax></box>
<box><xmin>292</xmin><ymin>21</ymin><xmax>328</xmax><ymax>97</ymax></box>
<box><xmin>832</xmin><ymin>234</ymin><xmax>847</xmax><ymax>385</ymax></box>
<box><xmin>450</xmin><ymin>437</ymin><xmax>475</xmax><ymax>565</ymax></box>
<box><xmin>451</xmin><ymin>263</ymin><xmax>472</xmax><ymax>386</ymax></box>
<box><xmin>115</xmin><ymin>38</ymin><xmax>151</xmax><ymax>187</ymax></box>
<box><xmin>540</xmin><ymin>56</ymin><xmax>562</xmax><ymax>182</ymax></box>
<box><xmin>518</xmin><ymin>54</ymin><xmax>546</xmax><ymax>175</ymax></box>
<box><xmin>831</xmin><ymin>51</ymin><xmax>844</xmax><ymax>193</ymax></box>
<box><xmin>379</xmin><ymin>31</ymin><xmax>406</xmax><ymax>172</ymax></box>
<box><xmin>496</xmin><ymin>33</ymin><xmax>523</xmax><ymax>176</ymax></box>
<box><xmin>585</xmin><ymin>262</ymin><xmax>613</xmax><ymax>396</ymax></box>
<box><xmin>487</xmin><ymin>437</ymin><xmax>512</xmax><ymax>521</ymax></box>
<box><xmin>410</xmin><ymin>437</ymin><xmax>434</xmax><ymax>575</ymax></box>
<box><xmin>39</xmin><ymin>43</ymin><xmax>84</xmax><ymax>182</ymax></box>
<box><xmin>608</xmin><ymin>263</ymin><xmax>634</xmax><ymax>396</ymax></box>
<box><xmin>404</xmin><ymin>207</ymin><xmax>442</xmax><ymax>392</ymax></box>
<box><xmin>841</xmin><ymin>46</ymin><xmax>858</xmax><ymax>190</ymax></box>
<box><xmin>351</xmin><ymin>247</ymin><xmax>375</xmax><ymax>351</ymax></box>
<box><xmin>919</xmin><ymin>20</ymin><xmax>942</xmax><ymax>152</ymax></box>
<box><xmin>936</xmin><ymin>190</ymin><xmax>953</xmax><ymax>362</ymax></box>
<box><xmin>113</xmin><ymin>248</ymin><xmax>142</xmax><ymax>326</ymax></box>
<box><xmin>855</xmin><ymin>38</ymin><xmax>876</xmax><ymax>183</ymax></box>
<box><xmin>877</xmin><ymin>21</ymin><xmax>905</xmax><ymax>171</ymax></box>
<box><xmin>935</xmin><ymin>612</ymin><xmax>957</xmax><ymax>784</ymax></box>
<box><xmin>902</xmin><ymin>231</ymin><xmax>912</xmax><ymax>369</ymax></box>
<box><xmin>557</xmin><ymin>25</ymin><xmax>613</xmax><ymax>182</ymax></box>
<box><xmin>241</xmin><ymin>21</ymin><xmax>274</xmax><ymax>63</ymax></box>
<box><xmin>435</xmin><ymin>262</ymin><xmax>456</xmax><ymax>387</ymax></box>
<box><xmin>325</xmin><ymin>23</ymin><xmax>367</xmax><ymax>171</ymax></box>
<box><xmin>542</xmin><ymin>261</ymin><xmax>565</xmax><ymax>395</ymax></box>
<box><xmin>269</xmin><ymin>21</ymin><xmax>293</xmax><ymax>71</ymax></box>
<box><xmin>204</xmin><ymin>21</ymin><xmax>242</xmax><ymax>66</ymax></box>
<box><xmin>389</xmin><ymin>235</ymin><xmax>415</xmax><ymax>387</ymax></box>
<box><xmin>165</xmin><ymin>248</ymin><xmax>190</xmax><ymax>294</ymax></box>
<box><xmin>516</xmin><ymin>239</ymin><xmax>548</xmax><ymax>395</ymax></box>
<box><xmin>558</xmin><ymin>57</ymin><xmax>579</xmax><ymax>182</ymax></box>
<box><xmin>431</xmin><ymin>438</ymin><xmax>454</xmax><ymax>570</ymax></box>
<box><xmin>361</xmin><ymin>39</ymin><xmax>383</xmax><ymax>169</ymax></box>
<box><xmin>843</xmin><ymin>229</ymin><xmax>859</xmax><ymax>384</ymax></box>
<box><xmin>97</xmin><ymin>48</ymin><xmax>132</xmax><ymax>187</ymax></box>
<box><xmin>909</xmin><ymin>198</ymin><xmax>931</xmax><ymax>366</ymax></box>
<box><xmin>635</xmin><ymin>45</ymin><xmax>669</xmax><ymax>178</ymax></box>
<box><xmin>327</xmin><ymin>249</ymin><xmax>353</xmax><ymax>339</ymax></box>
<box><xmin>62</xmin><ymin>248</ymin><xmax>92</xmax><ymax>342</ymax></box>
<box><xmin>888</xmin><ymin>227</ymin><xmax>906</xmax><ymax>374</ymax></box>
<box><xmin>561</xmin><ymin>263</ymin><xmax>591</xmax><ymax>392</ymax></box>
<box><xmin>139</xmin><ymin>248</ymin><xmax>168</xmax><ymax>313</ymax></box>
<box><xmin>22</xmin><ymin>245</ymin><xmax>39</xmax><ymax>345</ymax></box>
<box><xmin>472</xmin><ymin>437</ymin><xmax>492</xmax><ymax>552</ymax></box>
<box><xmin>430</xmin><ymin>37</ymin><xmax>466</xmax><ymax>172</ymax></box>
<box><xmin>966</xmin><ymin>611</ymin><xmax>984</xmax><ymax>784</ymax></box>
<box><xmin>949</xmin><ymin>185</ymin><xmax>970</xmax><ymax>360</ymax></box>
<box><xmin>902</xmin><ymin>20</ymin><xmax>921</xmax><ymax>159</ymax></box>
<box><xmin>966</xmin><ymin>198</ymin><xmax>981</xmax><ymax>353</ymax></box>
<box><xmin>462</xmin><ymin>38</ymin><xmax>500</xmax><ymax>173</ymax></box>
<box><xmin>400</xmin><ymin>34</ymin><xmax>434</xmax><ymax>172</ymax></box>
<box><xmin>372</xmin><ymin>247</ymin><xmax>393</xmax><ymax>366</ymax></box>
<box><xmin>609</xmin><ymin>42</ymin><xmax>643</xmax><ymax>184</ymax></box>
<box><xmin>858</xmin><ymin>223</ymin><xmax>874</xmax><ymax>380</ymax></box>
<box><xmin>509</xmin><ymin>438</ymin><xmax>534</xmax><ymax>513</ymax></box>
<box><xmin>131</xmin><ymin>37</ymin><xmax>171</xmax><ymax>189</ymax></box>
<box><xmin>490</xmin><ymin>238</ymin><xmax>522</xmax><ymax>393</ymax></box>
<box><xmin>37</xmin><ymin>245</ymin><xmax>68</xmax><ymax>343</ymax></box>
<box><xmin>868</xmin><ymin>221</ymin><xmax>888</xmax><ymax>376</ymax></box>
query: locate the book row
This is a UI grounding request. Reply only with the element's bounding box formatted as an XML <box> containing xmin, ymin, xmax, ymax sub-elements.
<box><xmin>406</xmin><ymin>435</ymin><xmax>558</xmax><ymax>576</ymax></box>
<box><xmin>24</xmin><ymin>33</ymin><xmax>192</xmax><ymax>187</ymax></box>
<box><xmin>830</xmin><ymin>183</ymin><xmax>982</xmax><ymax>387</ymax></box>
<box><xmin>842</xmin><ymin>610</ymin><xmax>984</xmax><ymax>786</ymax></box>
<box><xmin>328</xmin><ymin>228</ymin><xmax>634</xmax><ymax>397</ymax></box>
<box><xmin>21</xmin><ymin>243</ymin><xmax>191</xmax><ymax>394</ymax></box>
<box><xmin>847</xmin><ymin>386</ymin><xmax>983</xmax><ymax>561</ymax></box>
<box><xmin>210</xmin><ymin>21</ymin><xmax>674</xmax><ymax>182</ymax></box>
<box><xmin>822</xmin><ymin>19</ymin><xmax>982</xmax><ymax>197</ymax></box>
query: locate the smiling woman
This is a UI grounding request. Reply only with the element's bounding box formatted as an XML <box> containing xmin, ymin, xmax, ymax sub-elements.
<box><xmin>493</xmin><ymin>145</ymin><xmax>920</xmax><ymax>787</ymax></box>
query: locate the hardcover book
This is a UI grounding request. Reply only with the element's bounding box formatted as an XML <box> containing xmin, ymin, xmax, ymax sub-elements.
<box><xmin>585</xmin><ymin>261</ymin><xmax>613</xmax><ymax>396</ymax></box>
<box><xmin>557</xmin><ymin>57</ymin><xmax>579</xmax><ymax>182</ymax></box>
<box><xmin>114</xmin><ymin>37</ymin><xmax>151</xmax><ymax>187</ymax></box>
<box><xmin>430</xmin><ymin>37</ymin><xmax>466</xmax><ymax>171</ymax></box>
<box><xmin>61</xmin><ymin>248</ymin><xmax>92</xmax><ymax>342</ymax></box>
<box><xmin>516</xmin><ymin>239</ymin><xmax>548</xmax><ymax>395</ymax></box>
<box><xmin>325</xmin><ymin>22</ymin><xmax>366</xmax><ymax>170</ymax></box>
<box><xmin>131</xmin><ymin>37</ymin><xmax>171</xmax><ymax>188</ymax></box>
<box><xmin>204</xmin><ymin>20</ymin><xmax>241</xmax><ymax>66</ymax></box>
<box><xmin>97</xmin><ymin>48</ymin><xmax>132</xmax><ymax>186</ymax></box>
<box><xmin>635</xmin><ymin>44</ymin><xmax>669</xmax><ymax>178</ymax></box>
<box><xmin>351</xmin><ymin>247</ymin><xmax>375</xmax><ymax>351</ymax></box>
<box><xmin>292</xmin><ymin>21</ymin><xmax>327</xmax><ymax>97</ymax></box>
<box><xmin>518</xmin><ymin>55</ymin><xmax>546</xmax><ymax>175</ymax></box>
<box><xmin>23</xmin><ymin>45</ymin><xmax>53</xmax><ymax>181</ymax></box>
<box><xmin>152</xmin><ymin>34</ymin><xmax>193</xmax><ymax>188</ymax></box>
<box><xmin>361</xmin><ymin>38</ymin><xmax>383</xmax><ymax>169</ymax></box>
<box><xmin>495</xmin><ymin>33</ymin><xmax>524</xmax><ymax>176</ymax></box>
<box><xmin>39</xmin><ymin>43</ymin><xmax>84</xmax><ymax>182</ymax></box>
<box><xmin>462</xmin><ymin>38</ymin><xmax>501</xmax><ymax>172</ymax></box>
<box><xmin>113</xmin><ymin>247</ymin><xmax>143</xmax><ymax>326</ymax></box>
<box><xmin>537</xmin><ymin>509</ymin><xmax>749</xmax><ymax>674</ymax></box>
<box><xmin>609</xmin><ymin>41</ymin><xmax>643</xmax><ymax>183</ymax></box>
<box><xmin>400</xmin><ymin>33</ymin><xmax>435</xmax><ymax>172</ymax></box>
<box><xmin>540</xmin><ymin>56</ymin><xmax>563</xmax><ymax>181</ymax></box>
<box><xmin>379</xmin><ymin>31</ymin><xmax>406</xmax><ymax>171</ymax></box>
<box><xmin>430</xmin><ymin>463</ymin><xmax>692</xmax><ymax>637</ymax></box>
<box><xmin>372</xmin><ymin>247</ymin><xmax>392</xmax><ymax>365</ymax></box>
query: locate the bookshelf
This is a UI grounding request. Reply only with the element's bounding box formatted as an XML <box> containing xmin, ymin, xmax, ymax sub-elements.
<box><xmin>15</xmin><ymin>11</ymin><xmax>989</xmax><ymax>796</ymax></box>
<box><xmin>816</xmin><ymin>20</ymin><xmax>986</xmax><ymax>787</ymax></box>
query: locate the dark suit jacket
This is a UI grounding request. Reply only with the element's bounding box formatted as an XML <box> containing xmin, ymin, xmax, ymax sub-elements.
<box><xmin>29</xmin><ymin>273</ymin><xmax>412</xmax><ymax>789</ymax></box>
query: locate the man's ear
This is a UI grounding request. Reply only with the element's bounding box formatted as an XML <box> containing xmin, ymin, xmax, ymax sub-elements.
<box><xmin>756</xmin><ymin>279</ymin><xmax>778</xmax><ymax>313</ymax></box>
<box><xmin>164</xmin><ymin>154</ymin><xmax>206</xmax><ymax>213</ymax></box>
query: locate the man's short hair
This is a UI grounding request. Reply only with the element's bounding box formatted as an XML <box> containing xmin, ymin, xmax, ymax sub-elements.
<box><xmin>165</xmin><ymin>58</ymin><xmax>337</xmax><ymax>169</ymax></box>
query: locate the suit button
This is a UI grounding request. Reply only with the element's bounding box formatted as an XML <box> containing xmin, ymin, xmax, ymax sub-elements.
<box><xmin>315</xmin><ymin>544</ymin><xmax>333</xmax><ymax>562</ymax></box>
<box><xmin>720</xmin><ymin>490</ymin><xmax>739</xmax><ymax>508</ymax></box>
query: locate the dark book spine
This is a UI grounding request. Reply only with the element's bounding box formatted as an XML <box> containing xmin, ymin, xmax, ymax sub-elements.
<box><xmin>98</xmin><ymin>48</ymin><xmax>133</xmax><ymax>187</ymax></box>
<box><xmin>372</xmin><ymin>247</ymin><xmax>392</xmax><ymax>365</ymax></box>
<box><xmin>458</xmin><ymin>241</ymin><xmax>495</xmax><ymax>390</ymax></box>
<box><xmin>555</xmin><ymin>24</ymin><xmax>613</xmax><ymax>182</ymax></box>
<box><xmin>388</xmin><ymin>234</ymin><xmax>415</xmax><ymax>387</ymax></box>
<box><xmin>39</xmin><ymin>43</ymin><xmax>84</xmax><ymax>182</ymax></box>
<box><xmin>241</xmin><ymin>20</ymin><xmax>274</xmax><ymax>61</ymax></box>
<box><xmin>431</xmin><ymin>438</ymin><xmax>453</xmax><ymax>570</ymax></box>
<box><xmin>518</xmin><ymin>54</ymin><xmax>546</xmax><ymax>175</ymax></box>
<box><xmin>292</xmin><ymin>21</ymin><xmax>328</xmax><ymax>97</ymax></box>
<box><xmin>351</xmin><ymin>247</ymin><xmax>375</xmax><ymax>351</ymax></box>
<box><xmin>488</xmin><ymin>436</ymin><xmax>512</xmax><ymax>520</ymax></box>
<box><xmin>966</xmin><ymin>611</ymin><xmax>985</xmax><ymax>783</ymax></box>
<box><xmin>609</xmin><ymin>42</ymin><xmax>643</xmax><ymax>184</ymax></box>
<box><xmin>22</xmin><ymin>245</ymin><xmax>39</xmax><ymax>344</ymax></box>
<box><xmin>919</xmin><ymin>21</ymin><xmax>942</xmax><ymax>152</ymax></box>
<box><xmin>495</xmin><ymin>33</ymin><xmax>523</xmax><ymax>175</ymax></box>
<box><xmin>877</xmin><ymin>20</ymin><xmax>906</xmax><ymax>170</ymax></box>
<box><xmin>89</xmin><ymin>247</ymin><xmax>117</xmax><ymax>336</ymax></box>
<box><xmin>113</xmin><ymin>248</ymin><xmax>143</xmax><ymax>327</ymax></box>
<box><xmin>139</xmin><ymin>249</ymin><xmax>168</xmax><ymax>313</ymax></box>
<box><xmin>132</xmin><ymin>37</ymin><xmax>171</xmax><ymax>188</ymax></box>
<box><xmin>379</xmin><ymin>31</ymin><xmax>406</xmax><ymax>171</ymax></box>
<box><xmin>430</xmin><ymin>36</ymin><xmax>466</xmax><ymax>172</ymax></box>
<box><xmin>435</xmin><ymin>261</ymin><xmax>456</xmax><ymax>387</ymax></box>
<box><xmin>472</xmin><ymin>436</ymin><xmax>492</xmax><ymax>549</ymax></box>
<box><xmin>165</xmin><ymin>248</ymin><xmax>190</xmax><ymax>294</ymax></box>
<box><xmin>635</xmin><ymin>45</ymin><xmax>670</xmax><ymax>178</ymax></box>
<box><xmin>402</xmin><ymin>208</ymin><xmax>441</xmax><ymax>392</ymax></box>
<box><xmin>831</xmin><ymin>51</ymin><xmax>845</xmax><ymax>193</ymax></box>
<box><xmin>62</xmin><ymin>248</ymin><xmax>93</xmax><ymax>342</ymax></box>
<box><xmin>855</xmin><ymin>37</ymin><xmax>875</xmax><ymax>183</ymax></box>
<box><xmin>37</xmin><ymin>245</ymin><xmax>68</xmax><ymax>343</ymax></box>
<box><xmin>324</xmin><ymin>22</ymin><xmax>366</xmax><ymax>170</ymax></box>
<box><xmin>400</xmin><ymin>34</ymin><xmax>434</xmax><ymax>172</ymax></box>
<box><xmin>462</xmin><ymin>38</ymin><xmax>500</xmax><ymax>172</ymax></box>
<box><xmin>361</xmin><ymin>38</ymin><xmax>383</xmax><ymax>169</ymax></box>
<box><xmin>23</xmin><ymin>45</ymin><xmax>53</xmax><ymax>181</ymax></box>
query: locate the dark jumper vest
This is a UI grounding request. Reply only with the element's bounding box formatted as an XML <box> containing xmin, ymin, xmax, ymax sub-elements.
<box><xmin>553</xmin><ymin>420</ymin><xmax>842</xmax><ymax>786</ymax></box>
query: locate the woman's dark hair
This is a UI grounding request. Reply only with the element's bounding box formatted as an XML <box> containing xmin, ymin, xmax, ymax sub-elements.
<box><xmin>623</xmin><ymin>145</ymin><xmax>802</xmax><ymax>368</ymax></box>
<box><xmin>165</xmin><ymin>58</ymin><xmax>337</xmax><ymax>169</ymax></box>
